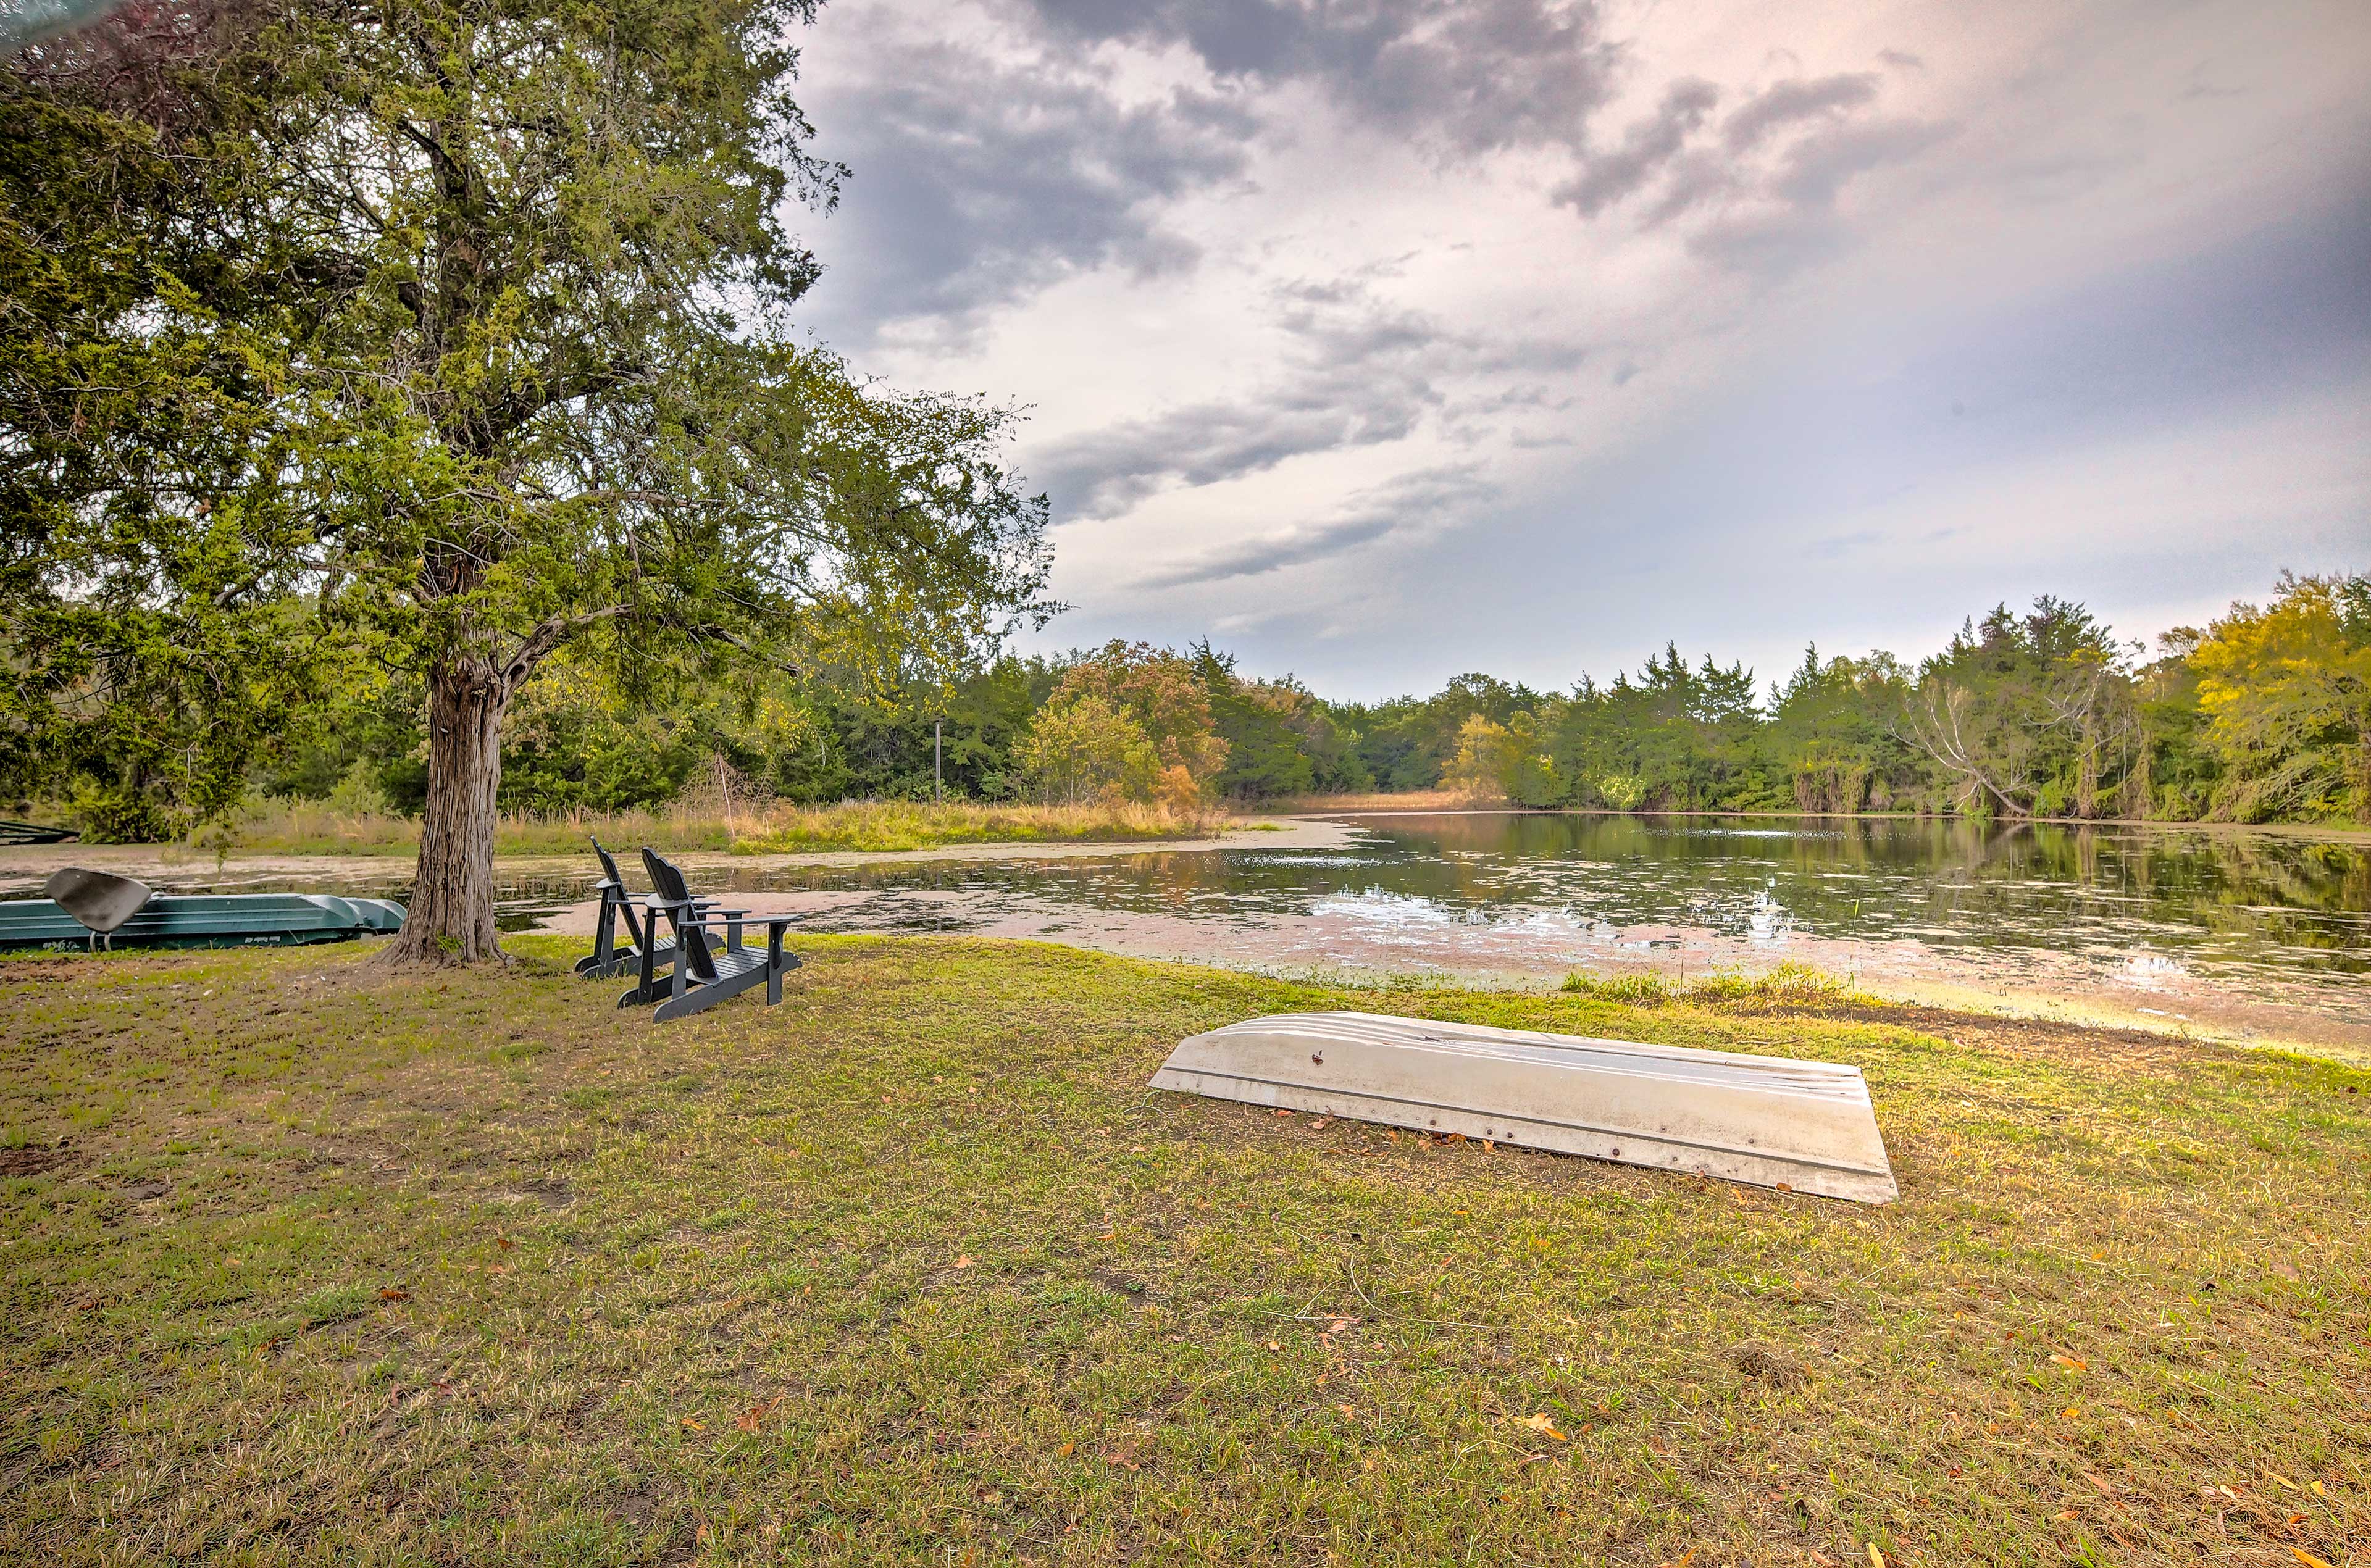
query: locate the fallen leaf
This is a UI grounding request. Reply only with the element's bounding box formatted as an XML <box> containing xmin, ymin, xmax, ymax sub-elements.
<box><xmin>495</xmin><ymin>1235</ymin><xmax>516</xmax><ymax>1252</ymax></box>
<box><xmin>734</xmin><ymin>1396</ymin><xmax>784</xmax><ymax>1433</ymax></box>
<box><xmin>1868</xmin><ymin>1546</ymin><xmax>1886</xmax><ymax>1568</ymax></box>
<box><xmin>2062</xmin><ymin>1406</ymin><xmax>2081</xmax><ymax>1419</ymax></box>
<box><xmin>1337</xmin><ymin>1404</ymin><xmax>1355</xmax><ymax>1417</ymax></box>
<box><xmin>2051</xmin><ymin>1354</ymin><xmax>2088</xmax><ymax>1372</ymax></box>
<box><xmin>377</xmin><ymin>1287</ymin><xmax>411</xmax><ymax>1302</ymax></box>
<box><xmin>2310</xmin><ymin>1480</ymin><xmax>2326</xmax><ymax>1496</ymax></box>
<box><xmin>1056</xmin><ymin>1441</ymin><xmax>1075</xmax><ymax>1457</ymax></box>
<box><xmin>2079</xmin><ymin>1470</ymin><xmax>2114</xmax><ymax>1496</ymax></box>
<box><xmin>2291</xmin><ymin>1551</ymin><xmax>2336</xmax><ymax>1568</ymax></box>
<box><xmin>680</xmin><ymin>1417</ymin><xmax>705</xmax><ymax>1432</ymax></box>
<box><xmin>1520</xmin><ymin>1413</ymin><xmax>1568</xmax><ymax>1441</ymax></box>
<box><xmin>1273</xmin><ymin>1109</ymin><xmax>1295</xmax><ymax>1118</ymax></box>
<box><xmin>1266</xmin><ymin>1340</ymin><xmax>1282</xmax><ymax>1353</ymax></box>
<box><xmin>2267</xmin><ymin>1470</ymin><xmax>2301</xmax><ymax>1491</ymax></box>
<box><xmin>953</xmin><ymin>1255</ymin><xmax>974</xmax><ymax>1269</ymax></box>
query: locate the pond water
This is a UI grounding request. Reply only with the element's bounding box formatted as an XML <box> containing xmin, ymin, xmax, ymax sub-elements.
<box><xmin>21</xmin><ymin>813</ymin><xmax>2369</xmax><ymax>1043</ymax></box>
<box><xmin>714</xmin><ymin>813</ymin><xmax>2371</xmax><ymax>1032</ymax></box>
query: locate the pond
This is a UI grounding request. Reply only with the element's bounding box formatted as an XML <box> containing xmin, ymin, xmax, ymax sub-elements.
<box><xmin>701</xmin><ymin>813</ymin><xmax>2370</xmax><ymax>1036</ymax></box>
<box><xmin>18</xmin><ymin>812</ymin><xmax>2369</xmax><ymax>1045</ymax></box>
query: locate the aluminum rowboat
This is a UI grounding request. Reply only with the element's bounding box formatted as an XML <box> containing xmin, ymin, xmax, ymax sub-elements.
<box><xmin>1150</xmin><ymin>1010</ymin><xmax>1897</xmax><ymax>1203</ymax></box>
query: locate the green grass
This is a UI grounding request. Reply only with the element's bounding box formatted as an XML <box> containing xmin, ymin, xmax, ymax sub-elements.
<box><xmin>1</xmin><ymin>937</ymin><xmax>2365</xmax><ymax>1566</ymax></box>
<box><xmin>1560</xmin><ymin>959</ymin><xmax>1881</xmax><ymax>1009</ymax></box>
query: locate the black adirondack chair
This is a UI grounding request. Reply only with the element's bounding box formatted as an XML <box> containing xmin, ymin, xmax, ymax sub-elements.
<box><xmin>573</xmin><ymin>836</ymin><xmax>719</xmax><ymax>980</ymax></box>
<box><xmin>621</xmin><ymin>846</ymin><xmax>799</xmax><ymax>1023</ymax></box>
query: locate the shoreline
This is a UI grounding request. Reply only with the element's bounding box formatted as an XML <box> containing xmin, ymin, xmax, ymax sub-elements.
<box><xmin>0</xmin><ymin>816</ymin><xmax>1353</xmax><ymax>892</ymax></box>
<box><xmin>1275</xmin><ymin>803</ymin><xmax>2371</xmax><ymax>843</ymax></box>
<box><xmin>6</xmin><ymin>814</ymin><xmax>2362</xmax><ymax>1059</ymax></box>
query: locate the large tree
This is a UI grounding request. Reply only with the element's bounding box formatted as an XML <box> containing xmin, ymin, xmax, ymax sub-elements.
<box><xmin>2</xmin><ymin>0</ymin><xmax>1053</xmax><ymax>962</ymax></box>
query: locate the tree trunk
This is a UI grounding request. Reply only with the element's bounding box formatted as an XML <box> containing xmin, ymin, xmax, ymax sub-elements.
<box><xmin>382</xmin><ymin>654</ymin><xmax>510</xmax><ymax>965</ymax></box>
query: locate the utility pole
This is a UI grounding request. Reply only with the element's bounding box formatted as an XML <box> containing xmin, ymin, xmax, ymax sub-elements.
<box><xmin>934</xmin><ymin>718</ymin><xmax>943</xmax><ymax>803</ymax></box>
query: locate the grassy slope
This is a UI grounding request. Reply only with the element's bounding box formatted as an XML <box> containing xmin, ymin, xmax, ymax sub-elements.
<box><xmin>1</xmin><ymin>938</ymin><xmax>2364</xmax><ymax>1567</ymax></box>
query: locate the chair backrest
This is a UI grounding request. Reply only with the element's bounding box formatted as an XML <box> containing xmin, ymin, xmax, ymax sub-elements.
<box><xmin>589</xmin><ymin>836</ymin><xmax>629</xmax><ymax>888</ymax></box>
<box><xmin>639</xmin><ymin>847</ymin><xmax>717</xmax><ymax>980</ymax></box>
<box><xmin>639</xmin><ymin>846</ymin><xmax>690</xmax><ymax>903</ymax></box>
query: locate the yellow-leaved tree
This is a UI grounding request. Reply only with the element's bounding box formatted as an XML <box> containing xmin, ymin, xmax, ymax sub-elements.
<box><xmin>2190</xmin><ymin>572</ymin><xmax>2371</xmax><ymax>822</ymax></box>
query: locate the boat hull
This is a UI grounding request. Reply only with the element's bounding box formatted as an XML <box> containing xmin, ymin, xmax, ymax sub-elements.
<box><xmin>0</xmin><ymin>893</ymin><xmax>406</xmax><ymax>953</ymax></box>
<box><xmin>1149</xmin><ymin>1010</ymin><xmax>1897</xmax><ymax>1203</ymax></box>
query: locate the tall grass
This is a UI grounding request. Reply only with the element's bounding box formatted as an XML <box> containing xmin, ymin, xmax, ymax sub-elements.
<box><xmin>725</xmin><ymin>797</ymin><xmax>1224</xmax><ymax>854</ymax></box>
<box><xmin>1559</xmin><ymin>960</ymin><xmax>1878</xmax><ymax>1009</ymax></box>
<box><xmin>187</xmin><ymin>793</ymin><xmax>1230</xmax><ymax>859</ymax></box>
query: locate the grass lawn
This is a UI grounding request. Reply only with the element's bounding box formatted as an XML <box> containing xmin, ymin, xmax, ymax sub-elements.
<box><xmin>2</xmin><ymin>936</ymin><xmax>2365</xmax><ymax>1566</ymax></box>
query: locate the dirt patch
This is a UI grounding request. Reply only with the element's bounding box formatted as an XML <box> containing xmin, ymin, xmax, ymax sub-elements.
<box><xmin>1771</xmin><ymin>1003</ymin><xmax>2241</xmax><ymax>1072</ymax></box>
<box><xmin>1728</xmin><ymin>1342</ymin><xmax>1804</xmax><ymax>1387</ymax></box>
<box><xmin>0</xmin><ymin>1143</ymin><xmax>73</xmax><ymax>1177</ymax></box>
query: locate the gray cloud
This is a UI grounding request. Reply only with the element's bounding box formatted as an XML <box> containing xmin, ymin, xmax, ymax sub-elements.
<box><xmin>1023</xmin><ymin>0</ymin><xmax>1622</xmax><ymax>158</ymax></box>
<box><xmin>1133</xmin><ymin>464</ymin><xmax>1497</xmax><ymax>588</ymax></box>
<box><xmin>1721</xmin><ymin>73</ymin><xmax>1880</xmax><ymax>152</ymax></box>
<box><xmin>1552</xmin><ymin>78</ymin><xmax>1720</xmax><ymax>216</ymax></box>
<box><xmin>1039</xmin><ymin>282</ymin><xmax>1584</xmax><ymax>519</ymax></box>
<box><xmin>1684</xmin><ymin>114</ymin><xmax>1959</xmax><ymax>279</ymax></box>
<box><xmin>803</xmin><ymin>34</ymin><xmax>1255</xmax><ymax>348</ymax></box>
<box><xmin>1771</xmin><ymin>115</ymin><xmax>1959</xmax><ymax>208</ymax></box>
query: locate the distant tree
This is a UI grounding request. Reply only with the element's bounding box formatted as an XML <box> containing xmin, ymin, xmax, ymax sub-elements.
<box><xmin>2190</xmin><ymin>572</ymin><xmax>2371</xmax><ymax>822</ymax></box>
<box><xmin>1896</xmin><ymin>599</ymin><xmax>2136</xmax><ymax>818</ymax></box>
<box><xmin>1765</xmin><ymin>645</ymin><xmax>1916</xmax><ymax>812</ymax></box>
<box><xmin>1048</xmin><ymin>642</ymin><xmax>1227</xmax><ymax>788</ymax></box>
<box><xmin>1015</xmin><ymin>694</ymin><xmax>1156</xmax><ymax>806</ymax></box>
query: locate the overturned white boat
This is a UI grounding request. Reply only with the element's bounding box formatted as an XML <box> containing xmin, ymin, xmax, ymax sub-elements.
<box><xmin>1150</xmin><ymin>1011</ymin><xmax>1897</xmax><ymax>1203</ymax></box>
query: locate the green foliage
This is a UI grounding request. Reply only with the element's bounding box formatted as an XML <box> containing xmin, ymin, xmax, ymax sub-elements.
<box><xmin>2</xmin><ymin>0</ymin><xmax>1054</xmax><ymax>898</ymax></box>
<box><xmin>1014</xmin><ymin>693</ymin><xmax>1158</xmax><ymax>806</ymax></box>
<box><xmin>2191</xmin><ymin>572</ymin><xmax>2371</xmax><ymax>822</ymax></box>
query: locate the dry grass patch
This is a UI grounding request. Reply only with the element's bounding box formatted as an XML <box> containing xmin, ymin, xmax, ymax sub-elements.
<box><xmin>0</xmin><ymin>936</ymin><xmax>2364</xmax><ymax>1565</ymax></box>
<box><xmin>154</xmin><ymin>794</ymin><xmax>1234</xmax><ymax>861</ymax></box>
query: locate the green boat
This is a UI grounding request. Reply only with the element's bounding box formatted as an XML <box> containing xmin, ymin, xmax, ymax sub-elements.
<box><xmin>0</xmin><ymin>891</ymin><xmax>406</xmax><ymax>953</ymax></box>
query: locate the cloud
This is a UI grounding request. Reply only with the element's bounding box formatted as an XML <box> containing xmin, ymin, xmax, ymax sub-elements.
<box><xmin>802</xmin><ymin>29</ymin><xmax>1256</xmax><ymax>347</ymax></box>
<box><xmin>1024</xmin><ymin>0</ymin><xmax>1623</xmax><ymax>159</ymax></box>
<box><xmin>1037</xmin><ymin>281</ymin><xmax>1584</xmax><ymax>519</ymax></box>
<box><xmin>1132</xmin><ymin>464</ymin><xmax>1498</xmax><ymax>588</ymax></box>
<box><xmin>1721</xmin><ymin>73</ymin><xmax>1880</xmax><ymax>152</ymax></box>
<box><xmin>1552</xmin><ymin>78</ymin><xmax>1720</xmax><ymax>216</ymax></box>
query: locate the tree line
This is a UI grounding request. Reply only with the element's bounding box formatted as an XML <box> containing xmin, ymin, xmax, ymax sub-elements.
<box><xmin>14</xmin><ymin>569</ymin><xmax>2363</xmax><ymax>833</ymax></box>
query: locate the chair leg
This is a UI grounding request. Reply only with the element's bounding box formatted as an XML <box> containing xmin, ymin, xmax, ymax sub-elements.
<box><xmin>622</xmin><ymin>927</ymin><xmax>659</xmax><ymax>1010</ymax></box>
<box><xmin>579</xmin><ymin>891</ymin><xmax>617</xmax><ymax>978</ymax></box>
<box><xmin>767</xmin><ymin>927</ymin><xmax>784</xmax><ymax>1005</ymax></box>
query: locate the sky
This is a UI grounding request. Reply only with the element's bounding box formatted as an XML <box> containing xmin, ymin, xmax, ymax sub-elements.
<box><xmin>785</xmin><ymin>0</ymin><xmax>2371</xmax><ymax>701</ymax></box>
